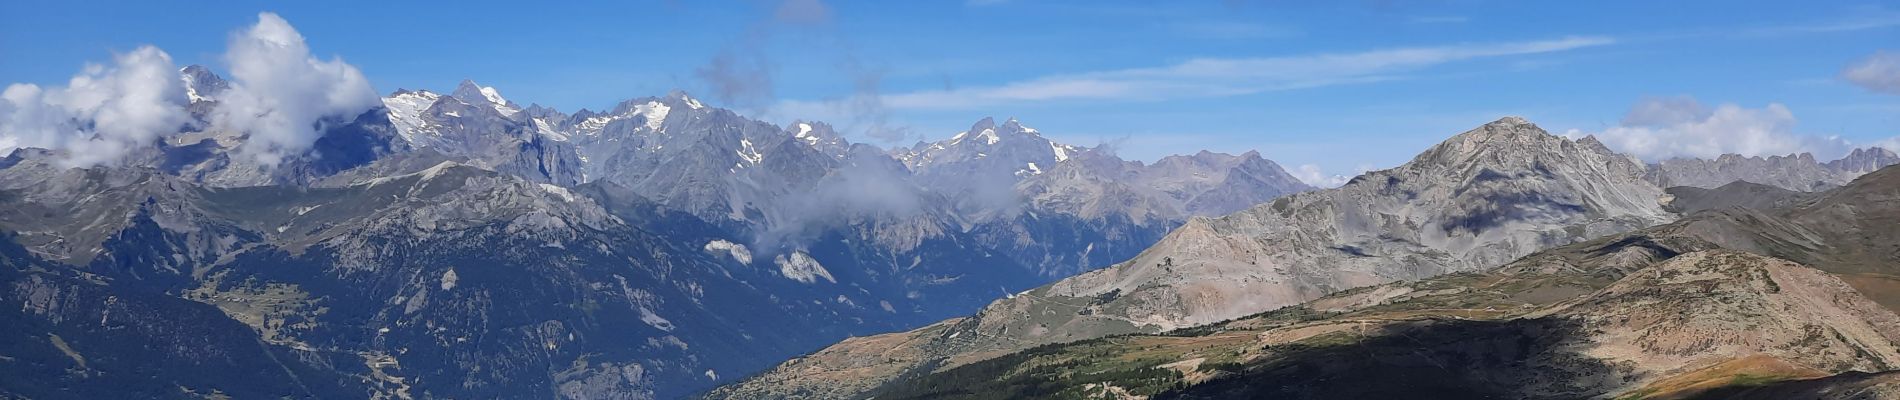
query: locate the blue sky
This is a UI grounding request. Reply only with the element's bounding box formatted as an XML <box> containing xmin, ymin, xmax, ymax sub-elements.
<box><xmin>3</xmin><ymin>0</ymin><xmax>1897</xmax><ymax>184</ymax></box>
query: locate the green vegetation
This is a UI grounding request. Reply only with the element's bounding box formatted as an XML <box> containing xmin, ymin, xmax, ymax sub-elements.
<box><xmin>870</xmin><ymin>349</ymin><xmax>1186</xmax><ymax>400</ymax></box>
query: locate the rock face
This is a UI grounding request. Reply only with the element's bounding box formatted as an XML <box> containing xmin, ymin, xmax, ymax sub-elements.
<box><xmin>0</xmin><ymin>154</ymin><xmax>888</xmax><ymax>399</ymax></box>
<box><xmin>1644</xmin><ymin>147</ymin><xmax>1900</xmax><ymax>192</ymax></box>
<box><xmin>380</xmin><ymin>81</ymin><xmax>583</xmax><ymax>186</ymax></box>
<box><xmin>707</xmin><ymin>117</ymin><xmax>1682</xmax><ymax>399</ymax></box>
<box><xmin>851</xmin><ymin>163</ymin><xmax>1900</xmax><ymax>400</ymax></box>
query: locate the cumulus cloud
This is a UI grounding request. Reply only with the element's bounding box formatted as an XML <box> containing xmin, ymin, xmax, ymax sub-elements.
<box><xmin>0</xmin><ymin>46</ymin><xmax>189</xmax><ymax>167</ymax></box>
<box><xmin>212</xmin><ymin>12</ymin><xmax>379</xmax><ymax>166</ymax></box>
<box><xmin>1292</xmin><ymin>163</ymin><xmax>1372</xmax><ymax>188</ymax></box>
<box><xmin>1843</xmin><ymin>51</ymin><xmax>1900</xmax><ymax>95</ymax></box>
<box><xmin>1572</xmin><ymin>96</ymin><xmax>1852</xmax><ymax>161</ymax></box>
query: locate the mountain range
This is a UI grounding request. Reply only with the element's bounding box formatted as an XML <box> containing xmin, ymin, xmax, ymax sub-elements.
<box><xmin>0</xmin><ymin>67</ymin><xmax>1313</xmax><ymax>399</ymax></box>
<box><xmin>2</xmin><ymin>65</ymin><xmax>1898</xmax><ymax>399</ymax></box>
<box><xmin>708</xmin><ymin>117</ymin><xmax>1900</xmax><ymax>399</ymax></box>
<box><xmin>831</xmin><ymin>159</ymin><xmax>1900</xmax><ymax>399</ymax></box>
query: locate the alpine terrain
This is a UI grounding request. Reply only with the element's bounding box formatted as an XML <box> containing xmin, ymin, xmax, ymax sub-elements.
<box><xmin>0</xmin><ymin>68</ymin><xmax>1313</xmax><ymax>399</ymax></box>
<box><xmin>708</xmin><ymin>117</ymin><xmax>1900</xmax><ymax>399</ymax></box>
<box><xmin>3</xmin><ymin>5</ymin><xmax>1896</xmax><ymax>400</ymax></box>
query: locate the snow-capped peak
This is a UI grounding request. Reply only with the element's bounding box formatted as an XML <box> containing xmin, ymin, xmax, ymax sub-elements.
<box><xmin>479</xmin><ymin>86</ymin><xmax>507</xmax><ymax>106</ymax></box>
<box><xmin>179</xmin><ymin>65</ymin><xmax>227</xmax><ymax>103</ymax></box>
<box><xmin>452</xmin><ymin>79</ymin><xmax>519</xmax><ymax>117</ymax></box>
<box><xmin>383</xmin><ymin>89</ymin><xmax>445</xmax><ymax>142</ymax></box>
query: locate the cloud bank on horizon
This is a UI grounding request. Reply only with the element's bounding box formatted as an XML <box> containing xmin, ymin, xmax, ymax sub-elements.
<box><xmin>1570</xmin><ymin>96</ymin><xmax>1856</xmax><ymax>162</ymax></box>
<box><xmin>0</xmin><ymin>46</ymin><xmax>187</xmax><ymax>167</ymax></box>
<box><xmin>0</xmin><ymin>12</ymin><xmax>376</xmax><ymax>167</ymax></box>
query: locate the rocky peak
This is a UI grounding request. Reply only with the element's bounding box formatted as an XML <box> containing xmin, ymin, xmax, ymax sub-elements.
<box><xmin>1827</xmin><ymin>147</ymin><xmax>1900</xmax><ymax>175</ymax></box>
<box><xmin>969</xmin><ymin>116</ymin><xmax>997</xmax><ymax>133</ymax></box>
<box><xmin>786</xmin><ymin>120</ymin><xmax>850</xmax><ymax>157</ymax></box>
<box><xmin>1646</xmin><ymin>147</ymin><xmax>1900</xmax><ymax>192</ymax></box>
<box><xmin>179</xmin><ymin>65</ymin><xmax>228</xmax><ymax>103</ymax></box>
<box><xmin>664</xmin><ymin>90</ymin><xmax>708</xmax><ymax>110</ymax></box>
<box><xmin>448</xmin><ymin>79</ymin><xmax>519</xmax><ymax>118</ymax></box>
<box><xmin>1409</xmin><ymin>117</ymin><xmax>1641</xmax><ymax>181</ymax></box>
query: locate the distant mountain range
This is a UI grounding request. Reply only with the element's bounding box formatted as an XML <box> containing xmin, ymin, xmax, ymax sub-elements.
<box><xmin>830</xmin><ymin>162</ymin><xmax>1900</xmax><ymax>399</ymax></box>
<box><xmin>2</xmin><ymin>66</ymin><xmax>1897</xmax><ymax>399</ymax></box>
<box><xmin>709</xmin><ymin>117</ymin><xmax>1900</xmax><ymax>399</ymax></box>
<box><xmin>0</xmin><ymin>68</ymin><xmax>1315</xmax><ymax>399</ymax></box>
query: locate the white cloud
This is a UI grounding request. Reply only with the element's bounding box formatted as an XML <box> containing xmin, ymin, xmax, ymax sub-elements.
<box><xmin>1744</xmin><ymin>13</ymin><xmax>1900</xmax><ymax>36</ymax></box>
<box><xmin>873</xmin><ymin>36</ymin><xmax>1614</xmax><ymax>110</ymax></box>
<box><xmin>1843</xmin><ymin>51</ymin><xmax>1900</xmax><ymax>95</ymax></box>
<box><xmin>1291</xmin><ymin>164</ymin><xmax>1348</xmax><ymax>188</ymax></box>
<box><xmin>1571</xmin><ymin>96</ymin><xmax>1853</xmax><ymax>161</ymax></box>
<box><xmin>1876</xmin><ymin>137</ymin><xmax>1900</xmax><ymax>153</ymax></box>
<box><xmin>212</xmin><ymin>12</ymin><xmax>379</xmax><ymax>166</ymax></box>
<box><xmin>1292</xmin><ymin>163</ymin><xmax>1373</xmax><ymax>188</ymax></box>
<box><xmin>0</xmin><ymin>46</ymin><xmax>189</xmax><ymax>167</ymax></box>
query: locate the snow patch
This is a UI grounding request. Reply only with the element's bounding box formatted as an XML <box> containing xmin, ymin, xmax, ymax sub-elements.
<box><xmin>737</xmin><ymin>138</ymin><xmax>764</xmax><ymax>165</ymax></box>
<box><xmin>703</xmin><ymin>240</ymin><xmax>753</xmax><ymax>264</ymax></box>
<box><xmin>773</xmin><ymin>251</ymin><xmax>836</xmax><ymax>284</ymax></box>
<box><xmin>636</xmin><ymin>101</ymin><xmax>670</xmax><ymax>130</ymax></box>
<box><xmin>381</xmin><ymin>90</ymin><xmax>443</xmax><ymax>143</ymax></box>
<box><xmin>978</xmin><ymin>128</ymin><xmax>1000</xmax><ymax>145</ymax></box>
<box><xmin>1051</xmin><ymin>142</ymin><xmax>1072</xmax><ymax>162</ymax></box>
<box><xmin>638</xmin><ymin>307</ymin><xmax>675</xmax><ymax>331</ymax></box>
<box><xmin>440</xmin><ymin>269</ymin><xmax>459</xmax><ymax>291</ymax></box>
<box><xmin>361</xmin><ymin>160</ymin><xmax>462</xmax><ymax>187</ymax></box>
<box><xmin>537</xmin><ymin>183</ymin><xmax>576</xmax><ymax>202</ymax></box>
<box><xmin>578</xmin><ymin>115</ymin><xmax>619</xmax><ymax>134</ymax></box>
<box><xmin>420</xmin><ymin>160</ymin><xmax>460</xmax><ymax>180</ymax></box>
<box><xmin>182</xmin><ymin>73</ymin><xmax>211</xmax><ymax>103</ymax></box>
<box><xmin>794</xmin><ymin>123</ymin><xmax>820</xmax><ymax>145</ymax></box>
<box><xmin>533</xmin><ymin>118</ymin><xmax>569</xmax><ymax>141</ymax></box>
<box><xmin>477</xmin><ymin>86</ymin><xmax>507</xmax><ymax>106</ymax></box>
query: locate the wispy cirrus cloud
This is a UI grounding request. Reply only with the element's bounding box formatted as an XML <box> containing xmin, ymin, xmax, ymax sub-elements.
<box><xmin>1742</xmin><ymin>12</ymin><xmax>1900</xmax><ymax>36</ymax></box>
<box><xmin>860</xmin><ymin>36</ymin><xmax>1613</xmax><ymax>110</ymax></box>
<box><xmin>1165</xmin><ymin>21</ymin><xmax>1300</xmax><ymax>40</ymax></box>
